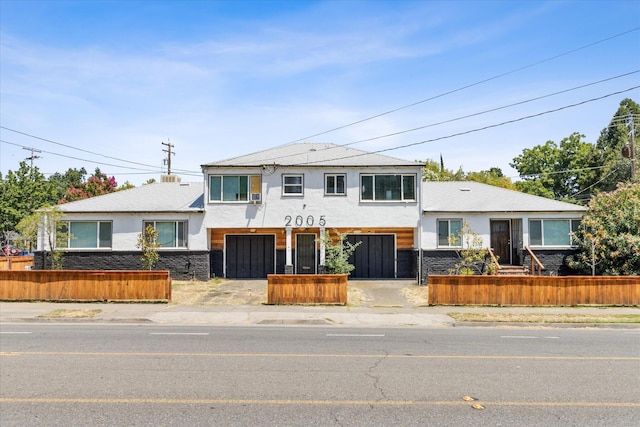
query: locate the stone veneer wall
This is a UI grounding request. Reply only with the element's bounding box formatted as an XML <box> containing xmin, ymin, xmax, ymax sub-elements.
<box><xmin>34</xmin><ymin>250</ymin><xmax>210</xmax><ymax>281</ymax></box>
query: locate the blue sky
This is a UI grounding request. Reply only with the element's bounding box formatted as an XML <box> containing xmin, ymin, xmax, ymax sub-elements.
<box><xmin>1</xmin><ymin>0</ymin><xmax>639</xmax><ymax>186</ymax></box>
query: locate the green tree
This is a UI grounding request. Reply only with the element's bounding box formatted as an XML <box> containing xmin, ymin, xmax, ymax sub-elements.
<box><xmin>59</xmin><ymin>168</ymin><xmax>118</xmax><ymax>203</ymax></box>
<box><xmin>16</xmin><ymin>206</ymin><xmax>68</xmax><ymax>269</ymax></box>
<box><xmin>136</xmin><ymin>224</ymin><xmax>160</xmax><ymax>270</ymax></box>
<box><xmin>567</xmin><ymin>182</ymin><xmax>640</xmax><ymax>275</ymax></box>
<box><xmin>511</xmin><ymin>132</ymin><xmax>600</xmax><ymax>202</ymax></box>
<box><xmin>0</xmin><ymin>161</ymin><xmax>52</xmax><ymax>233</ymax></box>
<box><xmin>466</xmin><ymin>167</ymin><xmax>516</xmax><ymax>190</ymax></box>
<box><xmin>595</xmin><ymin>98</ymin><xmax>640</xmax><ymax>190</ymax></box>
<box><xmin>47</xmin><ymin>167</ymin><xmax>87</xmax><ymax>204</ymax></box>
<box><xmin>421</xmin><ymin>155</ymin><xmax>464</xmax><ymax>181</ymax></box>
<box><xmin>321</xmin><ymin>230</ymin><xmax>361</xmax><ymax>275</ymax></box>
<box><xmin>449</xmin><ymin>221</ymin><xmax>498</xmax><ymax>275</ymax></box>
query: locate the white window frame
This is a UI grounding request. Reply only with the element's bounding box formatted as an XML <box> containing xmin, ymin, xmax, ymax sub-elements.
<box><xmin>61</xmin><ymin>221</ymin><xmax>112</xmax><ymax>249</ymax></box>
<box><xmin>143</xmin><ymin>220</ymin><xmax>188</xmax><ymax>249</ymax></box>
<box><xmin>360</xmin><ymin>174</ymin><xmax>417</xmax><ymax>201</ymax></box>
<box><xmin>282</xmin><ymin>174</ymin><xmax>304</xmax><ymax>196</ymax></box>
<box><xmin>325</xmin><ymin>173</ymin><xmax>346</xmax><ymax>196</ymax></box>
<box><xmin>529</xmin><ymin>219</ymin><xmax>581</xmax><ymax>247</ymax></box>
<box><xmin>437</xmin><ymin>219</ymin><xmax>462</xmax><ymax>248</ymax></box>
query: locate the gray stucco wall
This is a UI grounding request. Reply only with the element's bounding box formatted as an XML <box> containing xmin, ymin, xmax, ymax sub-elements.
<box><xmin>34</xmin><ymin>250</ymin><xmax>210</xmax><ymax>281</ymax></box>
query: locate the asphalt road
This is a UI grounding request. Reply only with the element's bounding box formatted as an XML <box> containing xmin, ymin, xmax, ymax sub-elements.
<box><xmin>1</xmin><ymin>324</ymin><xmax>639</xmax><ymax>426</ymax></box>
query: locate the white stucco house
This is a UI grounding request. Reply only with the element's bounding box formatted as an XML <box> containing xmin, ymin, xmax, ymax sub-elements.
<box><xmin>35</xmin><ymin>181</ymin><xmax>210</xmax><ymax>280</ymax></box>
<box><xmin>202</xmin><ymin>142</ymin><xmax>424</xmax><ymax>279</ymax></box>
<box><xmin>34</xmin><ymin>144</ymin><xmax>588</xmax><ymax>283</ymax></box>
<box><xmin>421</xmin><ymin>181</ymin><xmax>586</xmax><ymax>280</ymax></box>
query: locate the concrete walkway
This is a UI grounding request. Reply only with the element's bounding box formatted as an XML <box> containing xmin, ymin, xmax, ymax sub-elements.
<box><xmin>0</xmin><ymin>280</ymin><xmax>638</xmax><ymax>328</ymax></box>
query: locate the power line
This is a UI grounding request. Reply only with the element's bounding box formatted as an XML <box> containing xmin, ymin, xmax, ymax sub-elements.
<box><xmin>0</xmin><ymin>126</ymin><xmax>161</xmax><ymax>170</ymax></box>
<box><xmin>296</xmin><ymin>86</ymin><xmax>640</xmax><ymax>166</ymax></box>
<box><xmin>1</xmin><ymin>139</ymin><xmax>160</xmax><ymax>173</ymax></box>
<box><xmin>284</xmin><ymin>27</ymin><xmax>640</xmax><ymax>145</ymax></box>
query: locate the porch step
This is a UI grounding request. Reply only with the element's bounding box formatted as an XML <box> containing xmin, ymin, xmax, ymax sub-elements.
<box><xmin>498</xmin><ymin>265</ymin><xmax>530</xmax><ymax>276</ymax></box>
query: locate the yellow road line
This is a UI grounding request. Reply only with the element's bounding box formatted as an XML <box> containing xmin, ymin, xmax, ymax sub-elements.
<box><xmin>0</xmin><ymin>397</ymin><xmax>638</xmax><ymax>407</ymax></box>
<box><xmin>1</xmin><ymin>351</ymin><xmax>638</xmax><ymax>360</ymax></box>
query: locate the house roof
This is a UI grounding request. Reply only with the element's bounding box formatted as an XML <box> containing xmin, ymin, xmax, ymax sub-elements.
<box><xmin>423</xmin><ymin>181</ymin><xmax>586</xmax><ymax>213</ymax></box>
<box><xmin>56</xmin><ymin>182</ymin><xmax>205</xmax><ymax>213</ymax></box>
<box><xmin>201</xmin><ymin>142</ymin><xmax>424</xmax><ymax>168</ymax></box>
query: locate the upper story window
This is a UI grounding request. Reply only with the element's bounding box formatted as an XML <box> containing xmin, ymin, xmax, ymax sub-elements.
<box><xmin>529</xmin><ymin>219</ymin><xmax>580</xmax><ymax>247</ymax></box>
<box><xmin>60</xmin><ymin>221</ymin><xmax>112</xmax><ymax>249</ymax></box>
<box><xmin>143</xmin><ymin>220</ymin><xmax>187</xmax><ymax>248</ymax></box>
<box><xmin>360</xmin><ymin>174</ymin><xmax>416</xmax><ymax>201</ymax></box>
<box><xmin>209</xmin><ymin>175</ymin><xmax>261</xmax><ymax>202</ymax></box>
<box><xmin>325</xmin><ymin>174</ymin><xmax>346</xmax><ymax>195</ymax></box>
<box><xmin>283</xmin><ymin>174</ymin><xmax>303</xmax><ymax>196</ymax></box>
<box><xmin>437</xmin><ymin>219</ymin><xmax>462</xmax><ymax>248</ymax></box>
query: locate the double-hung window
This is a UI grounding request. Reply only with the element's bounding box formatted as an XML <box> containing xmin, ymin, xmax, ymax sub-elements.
<box><xmin>143</xmin><ymin>221</ymin><xmax>187</xmax><ymax>248</ymax></box>
<box><xmin>61</xmin><ymin>221</ymin><xmax>112</xmax><ymax>249</ymax></box>
<box><xmin>209</xmin><ymin>175</ymin><xmax>261</xmax><ymax>202</ymax></box>
<box><xmin>325</xmin><ymin>174</ymin><xmax>346</xmax><ymax>195</ymax></box>
<box><xmin>360</xmin><ymin>174</ymin><xmax>416</xmax><ymax>201</ymax></box>
<box><xmin>437</xmin><ymin>219</ymin><xmax>462</xmax><ymax>247</ymax></box>
<box><xmin>283</xmin><ymin>174</ymin><xmax>303</xmax><ymax>196</ymax></box>
<box><xmin>529</xmin><ymin>219</ymin><xmax>580</xmax><ymax>247</ymax></box>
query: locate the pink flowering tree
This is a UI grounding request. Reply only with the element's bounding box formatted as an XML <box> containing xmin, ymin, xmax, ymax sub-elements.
<box><xmin>59</xmin><ymin>168</ymin><xmax>117</xmax><ymax>204</ymax></box>
<box><xmin>567</xmin><ymin>182</ymin><xmax>640</xmax><ymax>275</ymax></box>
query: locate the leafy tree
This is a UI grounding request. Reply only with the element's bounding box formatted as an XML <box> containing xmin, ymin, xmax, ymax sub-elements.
<box><xmin>511</xmin><ymin>132</ymin><xmax>600</xmax><ymax>202</ymax></box>
<box><xmin>466</xmin><ymin>167</ymin><xmax>516</xmax><ymax>190</ymax></box>
<box><xmin>59</xmin><ymin>168</ymin><xmax>118</xmax><ymax>203</ymax></box>
<box><xmin>422</xmin><ymin>155</ymin><xmax>464</xmax><ymax>181</ymax></box>
<box><xmin>136</xmin><ymin>224</ymin><xmax>160</xmax><ymax>270</ymax></box>
<box><xmin>449</xmin><ymin>221</ymin><xmax>498</xmax><ymax>275</ymax></box>
<box><xmin>47</xmin><ymin>167</ymin><xmax>87</xmax><ymax>204</ymax></box>
<box><xmin>118</xmin><ymin>181</ymin><xmax>136</xmax><ymax>191</ymax></box>
<box><xmin>0</xmin><ymin>161</ymin><xmax>52</xmax><ymax>233</ymax></box>
<box><xmin>321</xmin><ymin>230</ymin><xmax>361</xmax><ymax>275</ymax></box>
<box><xmin>511</xmin><ymin>99</ymin><xmax>639</xmax><ymax>202</ymax></box>
<box><xmin>595</xmin><ymin>98</ymin><xmax>640</xmax><ymax>191</ymax></box>
<box><xmin>17</xmin><ymin>206</ymin><xmax>68</xmax><ymax>269</ymax></box>
<box><xmin>567</xmin><ymin>182</ymin><xmax>640</xmax><ymax>275</ymax></box>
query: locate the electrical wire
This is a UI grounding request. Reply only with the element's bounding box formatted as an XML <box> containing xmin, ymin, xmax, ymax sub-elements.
<box><xmin>284</xmin><ymin>27</ymin><xmax>640</xmax><ymax>145</ymax></box>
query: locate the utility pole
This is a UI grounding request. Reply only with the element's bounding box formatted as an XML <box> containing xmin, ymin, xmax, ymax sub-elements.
<box><xmin>161</xmin><ymin>140</ymin><xmax>175</xmax><ymax>175</ymax></box>
<box><xmin>23</xmin><ymin>147</ymin><xmax>42</xmax><ymax>168</ymax></box>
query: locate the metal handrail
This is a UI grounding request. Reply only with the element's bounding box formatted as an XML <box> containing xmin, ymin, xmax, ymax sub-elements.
<box><xmin>525</xmin><ymin>246</ymin><xmax>545</xmax><ymax>276</ymax></box>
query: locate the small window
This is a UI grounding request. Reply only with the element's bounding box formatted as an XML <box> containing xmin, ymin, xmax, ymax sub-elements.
<box><xmin>437</xmin><ymin>219</ymin><xmax>462</xmax><ymax>247</ymax></box>
<box><xmin>325</xmin><ymin>174</ymin><xmax>346</xmax><ymax>195</ymax></box>
<box><xmin>62</xmin><ymin>221</ymin><xmax>112</xmax><ymax>249</ymax></box>
<box><xmin>143</xmin><ymin>221</ymin><xmax>187</xmax><ymax>248</ymax></box>
<box><xmin>283</xmin><ymin>174</ymin><xmax>303</xmax><ymax>195</ymax></box>
<box><xmin>360</xmin><ymin>174</ymin><xmax>416</xmax><ymax>201</ymax></box>
<box><xmin>529</xmin><ymin>219</ymin><xmax>581</xmax><ymax>247</ymax></box>
<box><xmin>209</xmin><ymin>175</ymin><xmax>261</xmax><ymax>202</ymax></box>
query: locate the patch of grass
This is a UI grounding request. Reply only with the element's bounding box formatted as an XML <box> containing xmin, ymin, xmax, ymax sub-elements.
<box><xmin>448</xmin><ymin>312</ymin><xmax>640</xmax><ymax>324</ymax></box>
<box><xmin>39</xmin><ymin>309</ymin><xmax>102</xmax><ymax>319</ymax></box>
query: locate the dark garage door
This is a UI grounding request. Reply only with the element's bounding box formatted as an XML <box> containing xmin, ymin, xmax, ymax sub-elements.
<box><xmin>226</xmin><ymin>235</ymin><xmax>275</xmax><ymax>278</ymax></box>
<box><xmin>347</xmin><ymin>234</ymin><xmax>395</xmax><ymax>279</ymax></box>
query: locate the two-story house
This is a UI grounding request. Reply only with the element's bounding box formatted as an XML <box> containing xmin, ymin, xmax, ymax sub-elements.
<box><xmin>202</xmin><ymin>142</ymin><xmax>424</xmax><ymax>279</ymax></box>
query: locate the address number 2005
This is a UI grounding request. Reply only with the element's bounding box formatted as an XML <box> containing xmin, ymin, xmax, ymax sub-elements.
<box><xmin>284</xmin><ymin>215</ymin><xmax>326</xmax><ymax>227</ymax></box>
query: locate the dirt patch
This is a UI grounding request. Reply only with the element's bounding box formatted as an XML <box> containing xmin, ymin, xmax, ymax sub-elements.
<box><xmin>448</xmin><ymin>312</ymin><xmax>640</xmax><ymax>324</ymax></box>
<box><xmin>39</xmin><ymin>309</ymin><xmax>102</xmax><ymax>319</ymax></box>
<box><xmin>401</xmin><ymin>285</ymin><xmax>429</xmax><ymax>306</ymax></box>
<box><xmin>171</xmin><ymin>279</ymin><xmax>266</xmax><ymax>306</ymax></box>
